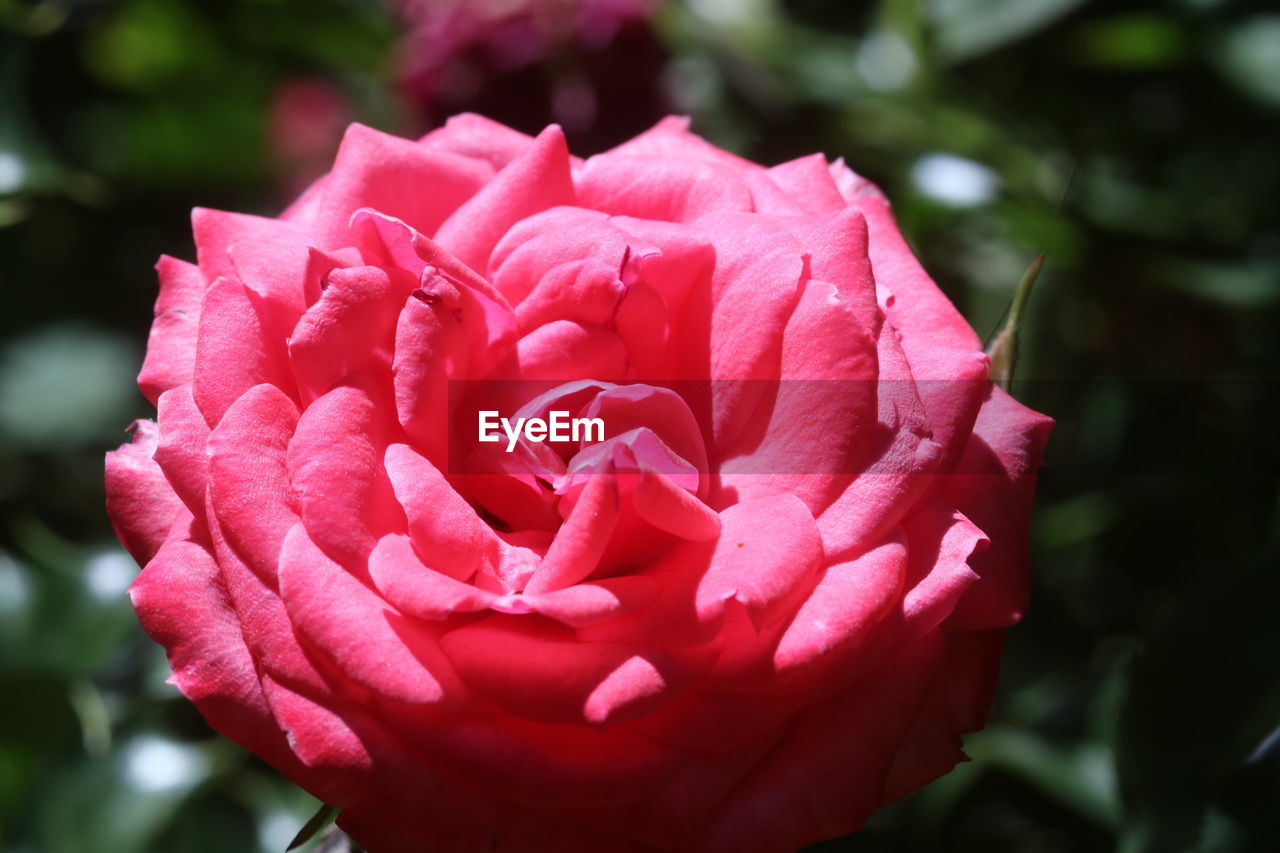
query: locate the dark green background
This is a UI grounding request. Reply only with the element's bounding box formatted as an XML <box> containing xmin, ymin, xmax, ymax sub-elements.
<box><xmin>1</xmin><ymin>1</ymin><xmax>1277</xmax><ymax>850</ymax></box>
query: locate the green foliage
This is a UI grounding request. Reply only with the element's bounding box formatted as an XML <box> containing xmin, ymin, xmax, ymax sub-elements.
<box><xmin>1</xmin><ymin>0</ymin><xmax>1277</xmax><ymax>850</ymax></box>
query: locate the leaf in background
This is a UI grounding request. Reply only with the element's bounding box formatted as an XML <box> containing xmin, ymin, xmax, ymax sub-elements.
<box><xmin>1215</xmin><ymin>15</ymin><xmax>1280</xmax><ymax>109</ymax></box>
<box><xmin>1115</xmin><ymin>559</ymin><xmax>1280</xmax><ymax>853</ymax></box>
<box><xmin>966</xmin><ymin>725</ymin><xmax>1121</xmax><ymax>829</ymax></box>
<box><xmin>927</xmin><ymin>0</ymin><xmax>1090</xmax><ymax>62</ymax></box>
<box><xmin>1072</xmin><ymin>14</ymin><xmax>1187</xmax><ymax>71</ymax></box>
<box><xmin>0</xmin><ymin>324</ymin><xmax>140</xmax><ymax>452</ymax></box>
<box><xmin>288</xmin><ymin>802</ymin><xmax>339</xmax><ymax>851</ymax></box>
<box><xmin>1161</xmin><ymin>260</ymin><xmax>1280</xmax><ymax>309</ymax></box>
<box><xmin>0</xmin><ymin>33</ymin><xmax>74</xmax><ymax>207</ymax></box>
<box><xmin>37</xmin><ymin>735</ymin><xmax>211</xmax><ymax>853</ymax></box>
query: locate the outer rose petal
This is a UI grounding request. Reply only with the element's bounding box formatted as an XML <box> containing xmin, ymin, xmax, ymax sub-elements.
<box><xmin>137</xmin><ymin>256</ymin><xmax>204</xmax><ymax>404</ymax></box>
<box><xmin>153</xmin><ymin>385</ymin><xmax>211</xmax><ymax>514</ymax></box>
<box><xmin>944</xmin><ymin>385</ymin><xmax>1054</xmax><ymax>630</ymax></box>
<box><xmin>882</xmin><ymin>629</ymin><xmax>1005</xmax><ymax>802</ymax></box>
<box><xmin>105</xmin><ymin>420</ymin><xmax>186</xmax><ymax>564</ymax></box>
<box><xmin>854</xmin><ymin>195</ymin><xmax>991</xmax><ymax>464</ymax></box>
<box><xmin>694</xmin><ymin>633</ymin><xmax>945</xmax><ymax>853</ymax></box>
<box><xmin>191</xmin><ymin>207</ymin><xmax>309</xmax><ymax>283</ymax></box>
<box><xmin>129</xmin><ymin>533</ymin><xmax>351</xmax><ymax>803</ymax></box>
<box><xmin>191</xmin><ymin>277</ymin><xmax>294</xmax><ymax>428</ymax></box>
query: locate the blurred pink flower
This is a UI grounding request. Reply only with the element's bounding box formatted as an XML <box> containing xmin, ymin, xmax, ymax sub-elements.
<box><xmin>393</xmin><ymin>0</ymin><xmax>668</xmax><ymax>152</ymax></box>
<box><xmin>268</xmin><ymin>77</ymin><xmax>352</xmax><ymax>195</ymax></box>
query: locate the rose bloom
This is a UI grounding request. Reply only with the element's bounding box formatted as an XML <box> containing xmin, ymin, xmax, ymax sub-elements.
<box><xmin>106</xmin><ymin>115</ymin><xmax>1052</xmax><ymax>852</ymax></box>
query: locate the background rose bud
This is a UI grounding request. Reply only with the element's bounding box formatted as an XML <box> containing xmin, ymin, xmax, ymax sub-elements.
<box><xmin>391</xmin><ymin>0</ymin><xmax>669</xmax><ymax>150</ymax></box>
<box><xmin>106</xmin><ymin>114</ymin><xmax>1051</xmax><ymax>851</ymax></box>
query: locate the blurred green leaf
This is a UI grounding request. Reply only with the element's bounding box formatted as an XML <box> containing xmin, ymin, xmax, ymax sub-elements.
<box><xmin>1215</xmin><ymin>15</ymin><xmax>1280</xmax><ymax>108</ymax></box>
<box><xmin>82</xmin><ymin>0</ymin><xmax>221</xmax><ymax>92</ymax></box>
<box><xmin>38</xmin><ymin>735</ymin><xmax>210</xmax><ymax>853</ymax></box>
<box><xmin>0</xmin><ymin>324</ymin><xmax>140</xmax><ymax>451</ymax></box>
<box><xmin>1115</xmin><ymin>561</ymin><xmax>1280</xmax><ymax>853</ymax></box>
<box><xmin>1073</xmin><ymin>15</ymin><xmax>1188</xmax><ymax>70</ymax></box>
<box><xmin>967</xmin><ymin>725</ymin><xmax>1121</xmax><ymax>829</ymax></box>
<box><xmin>1162</xmin><ymin>260</ymin><xmax>1280</xmax><ymax>309</ymax></box>
<box><xmin>927</xmin><ymin>0</ymin><xmax>1089</xmax><ymax>62</ymax></box>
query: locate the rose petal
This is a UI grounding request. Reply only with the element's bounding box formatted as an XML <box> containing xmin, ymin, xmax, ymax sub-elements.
<box><xmin>490</xmin><ymin>207</ymin><xmax>652</xmax><ymax>307</ymax></box>
<box><xmin>672</xmin><ymin>212</ymin><xmax>807</xmax><ymax>449</ymax></box>
<box><xmin>441</xmin><ymin>618</ymin><xmax>695</xmax><ymax>725</ymax></box>
<box><xmin>695</xmin><ymin>494</ymin><xmax>823</xmax><ymax>629</ymax></box>
<box><xmin>514</xmin><ymin>257</ymin><xmax>626</xmax><ymax>333</ymax></box>
<box><xmin>897</xmin><ymin>500</ymin><xmax>986</xmax><ymax>636</ymax></box>
<box><xmin>815</xmin><ymin>323</ymin><xmax>942</xmax><ymax>558</ymax></box>
<box><xmin>418</xmin><ymin>112</ymin><xmax>539</xmax><ymax>170</ymax></box>
<box><xmin>632</xmin><ymin>468</ymin><xmax>720</xmax><ymax>541</ymax></box>
<box><xmin>384</xmin><ymin>442</ymin><xmax>503</xmax><ymax>581</ymax></box>
<box><xmin>693</xmin><ymin>634</ymin><xmax>944</xmax><ymax>853</ymax></box>
<box><xmin>944</xmin><ymin>385</ymin><xmax>1053</xmax><ymax>630</ymax></box>
<box><xmin>609</xmin><ymin>216</ymin><xmax>715</xmax><ymax>322</ymax></box>
<box><xmin>717</xmin><ymin>276</ymin><xmax>879</xmax><ymax>513</ymax></box>
<box><xmin>192</xmin><ymin>277</ymin><xmax>294</xmax><ymax>427</ymax></box>
<box><xmin>313</xmin><ymin>123</ymin><xmax>493</xmax><ymax>246</ymax></box>
<box><xmin>515</xmin><ymin>319</ymin><xmax>628</xmax><ymax>381</ymax></box>
<box><xmin>288</xmin><ymin>378</ymin><xmax>401</xmax><ymax>567</ymax></box>
<box><xmin>288</xmin><ymin>264</ymin><xmax>414</xmax><ymax>399</ymax></box>
<box><xmin>766</xmin><ymin>153</ymin><xmax>848</xmax><ymax>213</ymax></box>
<box><xmin>206</xmin><ymin>383</ymin><xmax>300</xmax><ymax>583</ymax></box>
<box><xmin>576</xmin><ymin>154</ymin><xmax>754</xmax><ymax>222</ymax></box>
<box><xmin>226</xmin><ymin>234</ymin><xmax>309</xmax><ymax>345</ymax></box>
<box><xmin>605</xmin><ymin>116</ymin><xmax>759</xmax><ymax>172</ymax></box>
<box><xmin>883</xmin><ymin>629</ymin><xmax>1004</xmax><ymax>802</ymax></box>
<box><xmin>828</xmin><ymin>156</ymin><xmax>884</xmax><ymax>203</ymax></box>
<box><xmin>516</xmin><ymin>575</ymin><xmax>659</xmax><ymax>628</ymax></box>
<box><xmin>855</xmin><ymin>195</ymin><xmax>991</xmax><ymax>462</ymax></box>
<box><xmin>435</xmin><ymin>125</ymin><xmax>576</xmax><ymax>274</ymax></box>
<box><xmin>277</xmin><ymin>523</ymin><xmax>451</xmax><ymax>705</ymax></box>
<box><xmin>772</xmin><ymin>535</ymin><xmax>907</xmax><ymax>678</ymax></box>
<box><xmin>390</xmin><ymin>274</ymin><xmax>470</xmax><ymax>465</ymax></box>
<box><xmin>523</xmin><ymin>470</ymin><xmax>620</xmax><ymax>594</ymax></box>
<box><xmin>153</xmin><ymin>384</ymin><xmax>211</xmax><ymax>513</ymax></box>
<box><xmin>205</xmin><ymin>505</ymin><xmax>332</xmax><ymax>696</ymax></box>
<box><xmin>193</xmin><ymin>207</ymin><xmax>308</xmax><ymax>279</ymax></box>
<box><xmin>105</xmin><ymin>420</ymin><xmax>186</xmax><ymax>565</ymax></box>
<box><xmin>138</xmin><ymin>256</ymin><xmax>204</xmax><ymax>404</ymax></box>
<box><xmin>368</xmin><ymin>533</ymin><xmax>497</xmax><ymax>620</ymax></box>
<box><xmin>129</xmin><ymin>533</ymin><xmax>340</xmax><ymax>799</ymax></box>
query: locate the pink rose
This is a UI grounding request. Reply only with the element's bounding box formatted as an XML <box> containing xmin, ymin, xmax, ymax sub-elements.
<box><xmin>106</xmin><ymin>114</ymin><xmax>1051</xmax><ymax>852</ymax></box>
